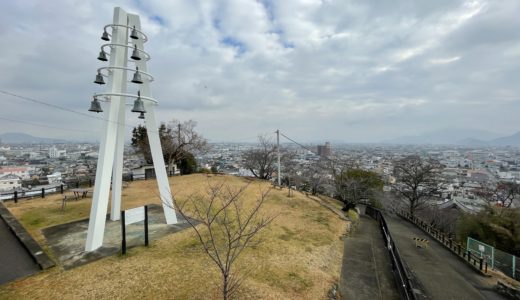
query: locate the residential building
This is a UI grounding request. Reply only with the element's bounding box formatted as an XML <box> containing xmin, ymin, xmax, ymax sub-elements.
<box><xmin>0</xmin><ymin>173</ymin><xmax>22</xmax><ymax>192</ymax></box>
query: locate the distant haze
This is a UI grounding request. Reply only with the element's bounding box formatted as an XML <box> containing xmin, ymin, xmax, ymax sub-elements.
<box><xmin>3</xmin><ymin>130</ymin><xmax>520</xmax><ymax>147</ymax></box>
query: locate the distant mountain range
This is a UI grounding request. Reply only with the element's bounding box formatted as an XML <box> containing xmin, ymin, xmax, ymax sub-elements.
<box><xmin>0</xmin><ymin>132</ymin><xmax>70</xmax><ymax>144</ymax></box>
<box><xmin>3</xmin><ymin>130</ymin><xmax>520</xmax><ymax>146</ymax></box>
<box><xmin>383</xmin><ymin>129</ymin><xmax>520</xmax><ymax>146</ymax></box>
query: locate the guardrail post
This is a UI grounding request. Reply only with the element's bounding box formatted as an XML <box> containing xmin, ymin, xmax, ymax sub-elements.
<box><xmin>14</xmin><ymin>191</ymin><xmax>18</xmax><ymax>203</ymax></box>
<box><xmin>60</xmin><ymin>184</ymin><xmax>64</xmax><ymax>194</ymax></box>
<box><xmin>41</xmin><ymin>188</ymin><xmax>45</xmax><ymax>198</ymax></box>
<box><xmin>479</xmin><ymin>258</ymin><xmax>483</xmax><ymax>271</ymax></box>
<box><xmin>467</xmin><ymin>250</ymin><xmax>471</xmax><ymax>262</ymax></box>
<box><xmin>457</xmin><ymin>244</ymin><xmax>461</xmax><ymax>255</ymax></box>
<box><xmin>449</xmin><ymin>238</ymin><xmax>453</xmax><ymax>249</ymax></box>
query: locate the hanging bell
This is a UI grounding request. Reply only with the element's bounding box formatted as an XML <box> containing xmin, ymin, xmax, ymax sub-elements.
<box><xmin>130</xmin><ymin>44</ymin><xmax>141</xmax><ymax>60</ymax></box>
<box><xmin>130</xmin><ymin>26</ymin><xmax>139</xmax><ymax>40</ymax></box>
<box><xmin>88</xmin><ymin>97</ymin><xmax>103</xmax><ymax>113</ymax></box>
<box><xmin>101</xmin><ymin>30</ymin><xmax>110</xmax><ymax>41</ymax></box>
<box><xmin>94</xmin><ymin>71</ymin><xmax>105</xmax><ymax>85</ymax></box>
<box><xmin>131</xmin><ymin>67</ymin><xmax>143</xmax><ymax>84</ymax></box>
<box><xmin>138</xmin><ymin>112</ymin><xmax>145</xmax><ymax>119</ymax></box>
<box><xmin>131</xmin><ymin>91</ymin><xmax>146</xmax><ymax>113</ymax></box>
<box><xmin>97</xmin><ymin>49</ymin><xmax>108</xmax><ymax>61</ymax></box>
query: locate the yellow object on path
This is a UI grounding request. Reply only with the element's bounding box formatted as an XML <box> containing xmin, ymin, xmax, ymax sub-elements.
<box><xmin>413</xmin><ymin>237</ymin><xmax>429</xmax><ymax>248</ymax></box>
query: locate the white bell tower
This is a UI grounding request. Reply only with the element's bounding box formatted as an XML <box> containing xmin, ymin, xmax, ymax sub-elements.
<box><xmin>85</xmin><ymin>7</ymin><xmax>177</xmax><ymax>252</ymax></box>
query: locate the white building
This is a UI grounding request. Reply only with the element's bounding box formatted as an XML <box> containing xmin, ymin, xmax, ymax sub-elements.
<box><xmin>47</xmin><ymin>172</ymin><xmax>62</xmax><ymax>184</ymax></box>
<box><xmin>49</xmin><ymin>146</ymin><xmax>58</xmax><ymax>158</ymax></box>
<box><xmin>0</xmin><ymin>173</ymin><xmax>22</xmax><ymax>192</ymax></box>
<box><xmin>49</xmin><ymin>146</ymin><xmax>66</xmax><ymax>158</ymax></box>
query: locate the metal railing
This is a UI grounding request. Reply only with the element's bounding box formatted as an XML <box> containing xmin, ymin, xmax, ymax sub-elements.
<box><xmin>0</xmin><ymin>172</ymin><xmax>173</xmax><ymax>203</ymax></box>
<box><xmin>0</xmin><ymin>184</ymin><xmax>67</xmax><ymax>202</ymax></box>
<box><xmin>365</xmin><ymin>206</ymin><xmax>418</xmax><ymax>300</ymax></box>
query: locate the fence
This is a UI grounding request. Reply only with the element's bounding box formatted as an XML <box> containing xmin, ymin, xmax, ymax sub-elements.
<box><xmin>366</xmin><ymin>206</ymin><xmax>420</xmax><ymax>300</ymax></box>
<box><xmin>0</xmin><ymin>172</ymin><xmax>164</xmax><ymax>203</ymax></box>
<box><xmin>400</xmin><ymin>211</ymin><xmax>489</xmax><ymax>274</ymax></box>
<box><xmin>0</xmin><ymin>185</ymin><xmax>66</xmax><ymax>202</ymax></box>
<box><xmin>468</xmin><ymin>237</ymin><xmax>519</xmax><ymax>281</ymax></box>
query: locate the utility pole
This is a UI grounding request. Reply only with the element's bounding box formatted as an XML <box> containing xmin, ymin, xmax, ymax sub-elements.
<box><xmin>177</xmin><ymin>123</ymin><xmax>181</xmax><ymax>175</ymax></box>
<box><xmin>276</xmin><ymin>129</ymin><xmax>281</xmax><ymax>186</ymax></box>
<box><xmin>177</xmin><ymin>123</ymin><xmax>181</xmax><ymax>146</ymax></box>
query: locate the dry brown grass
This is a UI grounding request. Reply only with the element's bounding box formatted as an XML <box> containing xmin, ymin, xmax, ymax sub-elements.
<box><xmin>0</xmin><ymin>174</ymin><xmax>346</xmax><ymax>299</ymax></box>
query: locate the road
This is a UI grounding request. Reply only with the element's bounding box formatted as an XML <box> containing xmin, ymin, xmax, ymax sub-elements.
<box><xmin>339</xmin><ymin>215</ymin><xmax>400</xmax><ymax>300</ymax></box>
<box><xmin>0</xmin><ymin>217</ymin><xmax>40</xmax><ymax>285</ymax></box>
<box><xmin>385</xmin><ymin>213</ymin><xmax>506</xmax><ymax>300</ymax></box>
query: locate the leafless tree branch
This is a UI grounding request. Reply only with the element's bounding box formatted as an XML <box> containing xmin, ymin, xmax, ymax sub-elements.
<box><xmin>169</xmin><ymin>181</ymin><xmax>276</xmax><ymax>300</ymax></box>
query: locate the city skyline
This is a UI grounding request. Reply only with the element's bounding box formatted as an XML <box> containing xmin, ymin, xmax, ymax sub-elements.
<box><xmin>1</xmin><ymin>0</ymin><xmax>519</xmax><ymax>143</ymax></box>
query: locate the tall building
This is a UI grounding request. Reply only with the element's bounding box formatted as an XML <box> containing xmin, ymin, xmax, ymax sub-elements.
<box><xmin>48</xmin><ymin>146</ymin><xmax>66</xmax><ymax>158</ymax></box>
<box><xmin>317</xmin><ymin>142</ymin><xmax>331</xmax><ymax>157</ymax></box>
<box><xmin>49</xmin><ymin>146</ymin><xmax>58</xmax><ymax>158</ymax></box>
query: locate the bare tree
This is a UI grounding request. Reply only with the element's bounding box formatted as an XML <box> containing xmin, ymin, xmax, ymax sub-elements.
<box><xmin>334</xmin><ymin>167</ymin><xmax>383</xmax><ymax>211</ymax></box>
<box><xmin>393</xmin><ymin>156</ymin><xmax>441</xmax><ymax>216</ymax></box>
<box><xmin>243</xmin><ymin>135</ymin><xmax>293</xmax><ymax>181</ymax></box>
<box><xmin>301</xmin><ymin>163</ymin><xmax>326</xmax><ymax>196</ymax></box>
<box><xmin>476</xmin><ymin>181</ymin><xmax>519</xmax><ymax>214</ymax></box>
<box><xmin>280</xmin><ymin>152</ymin><xmax>299</xmax><ymax>196</ymax></box>
<box><xmin>174</xmin><ymin>182</ymin><xmax>276</xmax><ymax>300</ymax></box>
<box><xmin>416</xmin><ymin>204</ymin><xmax>459</xmax><ymax>236</ymax></box>
<box><xmin>297</xmin><ymin>159</ymin><xmax>329</xmax><ymax>196</ymax></box>
<box><xmin>132</xmin><ymin>119</ymin><xmax>208</xmax><ymax>174</ymax></box>
<box><xmin>161</xmin><ymin>119</ymin><xmax>209</xmax><ymax>174</ymax></box>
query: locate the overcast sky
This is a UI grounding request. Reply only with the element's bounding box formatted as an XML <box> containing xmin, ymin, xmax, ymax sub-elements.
<box><xmin>1</xmin><ymin>0</ymin><xmax>519</xmax><ymax>143</ymax></box>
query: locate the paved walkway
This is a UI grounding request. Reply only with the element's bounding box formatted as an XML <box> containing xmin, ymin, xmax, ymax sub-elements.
<box><xmin>385</xmin><ymin>213</ymin><xmax>506</xmax><ymax>300</ymax></box>
<box><xmin>42</xmin><ymin>205</ymin><xmax>194</xmax><ymax>269</ymax></box>
<box><xmin>339</xmin><ymin>215</ymin><xmax>399</xmax><ymax>300</ymax></box>
<box><xmin>0</xmin><ymin>217</ymin><xmax>40</xmax><ymax>284</ymax></box>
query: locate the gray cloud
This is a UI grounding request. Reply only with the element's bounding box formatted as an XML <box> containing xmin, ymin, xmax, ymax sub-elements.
<box><xmin>0</xmin><ymin>0</ymin><xmax>518</xmax><ymax>143</ymax></box>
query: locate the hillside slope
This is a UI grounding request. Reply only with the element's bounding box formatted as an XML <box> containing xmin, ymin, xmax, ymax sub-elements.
<box><xmin>1</xmin><ymin>174</ymin><xmax>346</xmax><ymax>299</ymax></box>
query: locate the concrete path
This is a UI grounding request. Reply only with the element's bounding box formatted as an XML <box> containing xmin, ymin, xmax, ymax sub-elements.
<box><xmin>339</xmin><ymin>215</ymin><xmax>400</xmax><ymax>300</ymax></box>
<box><xmin>385</xmin><ymin>213</ymin><xmax>506</xmax><ymax>300</ymax></box>
<box><xmin>0</xmin><ymin>217</ymin><xmax>40</xmax><ymax>284</ymax></box>
<box><xmin>42</xmin><ymin>205</ymin><xmax>195</xmax><ymax>269</ymax></box>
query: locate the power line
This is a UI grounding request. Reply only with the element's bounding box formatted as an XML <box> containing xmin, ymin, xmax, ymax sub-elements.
<box><xmin>279</xmin><ymin>131</ymin><xmax>318</xmax><ymax>155</ymax></box>
<box><xmin>0</xmin><ymin>89</ymin><xmax>106</xmax><ymax>122</ymax></box>
<box><xmin>0</xmin><ymin>89</ymin><xmax>161</xmax><ymax>134</ymax></box>
<box><xmin>0</xmin><ymin>115</ymin><xmax>98</xmax><ymax>133</ymax></box>
<box><xmin>279</xmin><ymin>131</ymin><xmax>338</xmax><ymax>164</ymax></box>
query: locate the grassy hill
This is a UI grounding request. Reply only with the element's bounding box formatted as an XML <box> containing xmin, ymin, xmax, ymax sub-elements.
<box><xmin>0</xmin><ymin>174</ymin><xmax>346</xmax><ymax>299</ymax></box>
